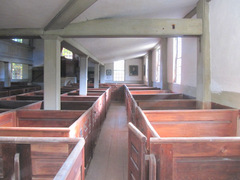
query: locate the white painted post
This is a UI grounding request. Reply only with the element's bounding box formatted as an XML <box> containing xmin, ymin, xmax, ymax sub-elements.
<box><xmin>196</xmin><ymin>0</ymin><xmax>211</xmax><ymax>109</ymax></box>
<box><xmin>4</xmin><ymin>62</ymin><xmax>11</xmax><ymax>87</ymax></box>
<box><xmin>94</xmin><ymin>63</ymin><xmax>99</xmax><ymax>88</ymax></box>
<box><xmin>43</xmin><ymin>36</ymin><xmax>62</xmax><ymax>110</ymax></box>
<box><xmin>100</xmin><ymin>65</ymin><xmax>105</xmax><ymax>84</ymax></box>
<box><xmin>79</xmin><ymin>56</ymin><xmax>88</xmax><ymax>95</ymax></box>
<box><xmin>148</xmin><ymin>51</ymin><xmax>153</xmax><ymax>87</ymax></box>
<box><xmin>160</xmin><ymin>38</ymin><xmax>168</xmax><ymax>90</ymax></box>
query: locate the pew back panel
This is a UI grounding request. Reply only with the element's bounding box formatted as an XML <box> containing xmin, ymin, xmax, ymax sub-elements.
<box><xmin>150</xmin><ymin>137</ymin><xmax>240</xmax><ymax>180</ymax></box>
<box><xmin>0</xmin><ymin>137</ymin><xmax>83</xmax><ymax>180</ymax></box>
<box><xmin>144</xmin><ymin>110</ymin><xmax>238</xmax><ymax>137</ymax></box>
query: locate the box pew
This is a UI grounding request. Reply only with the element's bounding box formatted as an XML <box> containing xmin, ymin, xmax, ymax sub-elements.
<box><xmin>0</xmin><ymin>100</ymin><xmax>38</xmax><ymax>113</ymax></box>
<box><xmin>125</xmin><ymin>84</ymin><xmax>147</xmax><ymax>87</ymax></box>
<box><xmin>130</xmin><ymin>90</ymin><xmax>171</xmax><ymax>95</ymax></box>
<box><xmin>150</xmin><ymin>137</ymin><xmax>240</xmax><ymax>180</ymax></box>
<box><xmin>137</xmin><ymin>100</ymin><xmax>235</xmax><ymax>110</ymax></box>
<box><xmin>144</xmin><ymin>109</ymin><xmax>238</xmax><ymax>137</ymax></box>
<box><xmin>128</xmin><ymin>122</ymin><xmax>158</xmax><ymax>180</ymax></box>
<box><xmin>127</xmin><ymin>87</ymin><xmax>160</xmax><ymax>91</ymax></box>
<box><xmin>133</xmin><ymin>93</ymin><xmax>194</xmax><ymax>101</ymax></box>
<box><xmin>61</xmin><ymin>95</ymin><xmax>99</xmax><ymax>102</ymax></box>
<box><xmin>0</xmin><ymin>109</ymin><xmax>94</xmax><ymax>169</ymax></box>
<box><xmin>0</xmin><ymin>91</ymin><xmax>8</xmax><ymax>98</ymax></box>
<box><xmin>124</xmin><ymin>86</ymin><xmax>137</xmax><ymax>124</ymax></box>
<box><xmin>0</xmin><ymin>137</ymin><xmax>84</xmax><ymax>180</ymax></box>
<box><xmin>129</xmin><ymin>107</ymin><xmax>240</xmax><ymax>180</ymax></box>
<box><xmin>137</xmin><ymin>99</ymin><xmax>197</xmax><ymax>110</ymax></box>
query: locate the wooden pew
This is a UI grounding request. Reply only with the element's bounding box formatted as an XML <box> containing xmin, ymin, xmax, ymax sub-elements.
<box><xmin>137</xmin><ymin>99</ymin><xmax>197</xmax><ymax>110</ymax></box>
<box><xmin>0</xmin><ymin>137</ymin><xmax>84</xmax><ymax>180</ymax></box>
<box><xmin>0</xmin><ymin>100</ymin><xmax>38</xmax><ymax>113</ymax></box>
<box><xmin>132</xmin><ymin>93</ymin><xmax>193</xmax><ymax>101</ymax></box>
<box><xmin>130</xmin><ymin>90</ymin><xmax>171</xmax><ymax>95</ymax></box>
<box><xmin>143</xmin><ymin>109</ymin><xmax>238</xmax><ymax>137</ymax></box>
<box><xmin>137</xmin><ymin>100</ymin><xmax>235</xmax><ymax>110</ymax></box>
<box><xmin>127</xmin><ymin>87</ymin><xmax>160</xmax><ymax>91</ymax></box>
<box><xmin>150</xmin><ymin>137</ymin><xmax>240</xmax><ymax>180</ymax></box>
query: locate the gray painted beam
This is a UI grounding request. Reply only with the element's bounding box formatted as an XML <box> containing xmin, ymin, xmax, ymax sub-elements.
<box><xmin>184</xmin><ymin>7</ymin><xmax>197</xmax><ymax>18</ymax></box>
<box><xmin>0</xmin><ymin>18</ymin><xmax>202</xmax><ymax>38</ymax></box>
<box><xmin>44</xmin><ymin>0</ymin><xmax>97</xmax><ymax>30</ymax></box>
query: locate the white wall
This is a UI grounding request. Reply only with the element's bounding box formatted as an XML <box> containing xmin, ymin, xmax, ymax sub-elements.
<box><xmin>104</xmin><ymin>63</ymin><xmax>113</xmax><ymax>83</ymax></box>
<box><xmin>209</xmin><ymin>0</ymin><xmax>240</xmax><ymax>108</ymax></box>
<box><xmin>152</xmin><ymin>47</ymin><xmax>161</xmax><ymax>88</ymax></box>
<box><xmin>125</xmin><ymin>58</ymin><xmax>143</xmax><ymax>83</ymax></box>
<box><xmin>33</xmin><ymin>39</ymin><xmax>44</xmax><ymax>67</ymax></box>
<box><xmin>167</xmin><ymin>37</ymin><xmax>197</xmax><ymax>97</ymax></box>
<box><xmin>104</xmin><ymin>58</ymin><xmax>143</xmax><ymax>83</ymax></box>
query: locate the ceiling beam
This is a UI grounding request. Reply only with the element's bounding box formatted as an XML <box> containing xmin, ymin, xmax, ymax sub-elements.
<box><xmin>184</xmin><ymin>7</ymin><xmax>197</xmax><ymax>18</ymax></box>
<box><xmin>48</xmin><ymin>18</ymin><xmax>203</xmax><ymax>37</ymax></box>
<box><xmin>0</xmin><ymin>18</ymin><xmax>202</xmax><ymax>38</ymax></box>
<box><xmin>44</xmin><ymin>0</ymin><xmax>97</xmax><ymax>31</ymax></box>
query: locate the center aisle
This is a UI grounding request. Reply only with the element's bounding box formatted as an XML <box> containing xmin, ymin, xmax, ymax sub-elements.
<box><xmin>86</xmin><ymin>101</ymin><xmax>128</xmax><ymax>180</ymax></box>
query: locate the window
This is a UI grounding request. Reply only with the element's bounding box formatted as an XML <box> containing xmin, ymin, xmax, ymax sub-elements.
<box><xmin>155</xmin><ymin>47</ymin><xmax>161</xmax><ymax>82</ymax></box>
<box><xmin>12</xmin><ymin>39</ymin><xmax>23</xmax><ymax>43</ymax></box>
<box><xmin>61</xmin><ymin>48</ymin><xmax>73</xmax><ymax>59</ymax></box>
<box><xmin>173</xmin><ymin>37</ymin><xmax>182</xmax><ymax>84</ymax></box>
<box><xmin>12</xmin><ymin>63</ymin><xmax>23</xmax><ymax>79</ymax></box>
<box><xmin>114</xmin><ymin>60</ymin><xmax>124</xmax><ymax>81</ymax></box>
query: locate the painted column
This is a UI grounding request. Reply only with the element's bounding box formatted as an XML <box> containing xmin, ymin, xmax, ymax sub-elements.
<box><xmin>160</xmin><ymin>38</ymin><xmax>168</xmax><ymax>90</ymax></box>
<box><xmin>100</xmin><ymin>65</ymin><xmax>105</xmax><ymax>84</ymax></box>
<box><xmin>4</xmin><ymin>62</ymin><xmax>11</xmax><ymax>87</ymax></box>
<box><xmin>28</xmin><ymin>65</ymin><xmax>32</xmax><ymax>84</ymax></box>
<box><xmin>79</xmin><ymin>56</ymin><xmax>88</xmax><ymax>95</ymax></box>
<box><xmin>196</xmin><ymin>0</ymin><xmax>211</xmax><ymax>109</ymax></box>
<box><xmin>94</xmin><ymin>63</ymin><xmax>100</xmax><ymax>88</ymax></box>
<box><xmin>148</xmin><ymin>50</ymin><xmax>153</xmax><ymax>87</ymax></box>
<box><xmin>43</xmin><ymin>36</ymin><xmax>62</xmax><ymax>110</ymax></box>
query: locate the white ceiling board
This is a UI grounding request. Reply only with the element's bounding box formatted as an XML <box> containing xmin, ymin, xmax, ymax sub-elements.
<box><xmin>0</xmin><ymin>0</ymin><xmax>67</xmax><ymax>29</ymax></box>
<box><xmin>75</xmin><ymin>38</ymin><xmax>160</xmax><ymax>64</ymax></box>
<box><xmin>72</xmin><ymin>0</ymin><xmax>199</xmax><ymax>23</ymax></box>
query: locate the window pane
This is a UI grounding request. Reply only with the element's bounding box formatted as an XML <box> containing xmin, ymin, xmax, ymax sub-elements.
<box><xmin>173</xmin><ymin>37</ymin><xmax>182</xmax><ymax>84</ymax></box>
<box><xmin>62</xmin><ymin>48</ymin><xmax>73</xmax><ymax>59</ymax></box>
<box><xmin>12</xmin><ymin>63</ymin><xmax>23</xmax><ymax>79</ymax></box>
<box><xmin>114</xmin><ymin>60</ymin><xmax>124</xmax><ymax>81</ymax></box>
<box><xmin>12</xmin><ymin>39</ymin><xmax>23</xmax><ymax>43</ymax></box>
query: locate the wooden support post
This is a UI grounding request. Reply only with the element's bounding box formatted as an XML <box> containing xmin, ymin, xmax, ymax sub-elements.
<box><xmin>79</xmin><ymin>56</ymin><xmax>88</xmax><ymax>95</ymax></box>
<box><xmin>148</xmin><ymin>50</ymin><xmax>153</xmax><ymax>87</ymax></box>
<box><xmin>4</xmin><ymin>62</ymin><xmax>11</xmax><ymax>87</ymax></box>
<box><xmin>160</xmin><ymin>38</ymin><xmax>168</xmax><ymax>90</ymax></box>
<box><xmin>100</xmin><ymin>65</ymin><xmax>105</xmax><ymax>84</ymax></box>
<box><xmin>94</xmin><ymin>63</ymin><xmax>99</xmax><ymax>88</ymax></box>
<box><xmin>196</xmin><ymin>0</ymin><xmax>211</xmax><ymax>109</ymax></box>
<box><xmin>43</xmin><ymin>36</ymin><xmax>62</xmax><ymax>110</ymax></box>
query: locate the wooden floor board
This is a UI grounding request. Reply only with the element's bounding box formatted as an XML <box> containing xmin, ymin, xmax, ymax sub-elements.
<box><xmin>86</xmin><ymin>101</ymin><xmax>128</xmax><ymax>180</ymax></box>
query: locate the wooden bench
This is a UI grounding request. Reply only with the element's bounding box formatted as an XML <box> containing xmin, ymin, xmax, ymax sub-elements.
<box><xmin>130</xmin><ymin>90</ymin><xmax>171</xmax><ymax>95</ymax></box>
<box><xmin>143</xmin><ymin>109</ymin><xmax>238</xmax><ymax>137</ymax></box>
<box><xmin>129</xmin><ymin>106</ymin><xmax>240</xmax><ymax>180</ymax></box>
<box><xmin>0</xmin><ymin>137</ymin><xmax>84</xmax><ymax>180</ymax></box>
<box><xmin>137</xmin><ymin>99</ymin><xmax>234</xmax><ymax>110</ymax></box>
<box><xmin>0</xmin><ymin>100</ymin><xmax>38</xmax><ymax>113</ymax></box>
<box><xmin>150</xmin><ymin>137</ymin><xmax>240</xmax><ymax>180</ymax></box>
<box><xmin>0</xmin><ymin>109</ymin><xmax>94</xmax><ymax>170</ymax></box>
<box><xmin>132</xmin><ymin>93</ymin><xmax>193</xmax><ymax>101</ymax></box>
